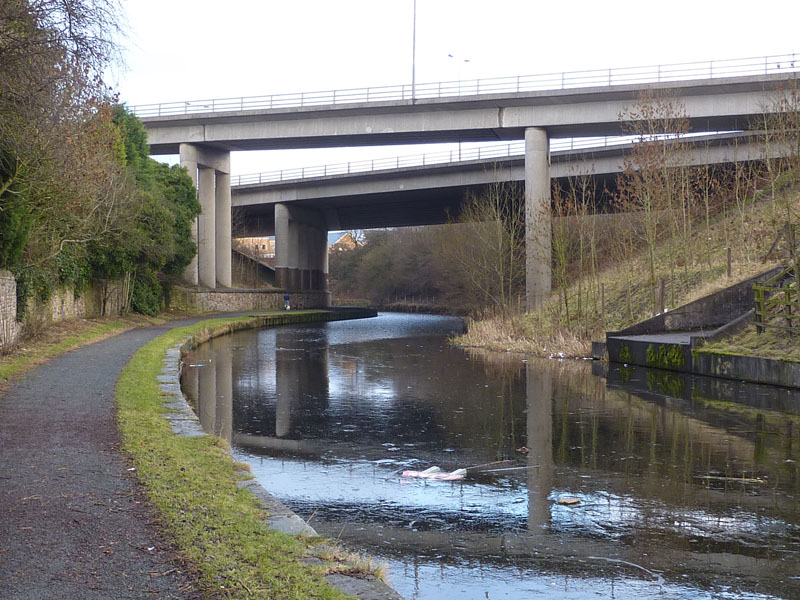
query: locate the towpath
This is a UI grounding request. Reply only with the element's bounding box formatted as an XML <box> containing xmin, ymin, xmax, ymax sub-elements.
<box><xmin>0</xmin><ymin>319</ymin><xmax>204</xmax><ymax>599</ymax></box>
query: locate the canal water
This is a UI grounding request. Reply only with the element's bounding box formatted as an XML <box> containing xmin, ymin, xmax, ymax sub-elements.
<box><xmin>181</xmin><ymin>313</ymin><xmax>800</xmax><ymax>599</ymax></box>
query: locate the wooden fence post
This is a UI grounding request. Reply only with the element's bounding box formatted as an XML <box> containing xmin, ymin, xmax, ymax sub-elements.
<box><xmin>601</xmin><ymin>283</ymin><xmax>606</xmax><ymax>329</ymax></box>
<box><xmin>727</xmin><ymin>247</ymin><xmax>732</xmax><ymax>279</ymax></box>
<box><xmin>754</xmin><ymin>285</ymin><xmax>764</xmax><ymax>334</ymax></box>
<box><xmin>657</xmin><ymin>277</ymin><xmax>666</xmax><ymax>314</ymax></box>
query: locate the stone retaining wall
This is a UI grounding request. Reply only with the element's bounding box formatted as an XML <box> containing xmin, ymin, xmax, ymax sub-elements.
<box><xmin>0</xmin><ymin>271</ymin><xmax>21</xmax><ymax>351</ymax></box>
<box><xmin>0</xmin><ymin>271</ymin><xmax>127</xmax><ymax>351</ymax></box>
<box><xmin>24</xmin><ymin>280</ymin><xmax>127</xmax><ymax>333</ymax></box>
<box><xmin>169</xmin><ymin>286</ymin><xmax>330</xmax><ymax>312</ymax></box>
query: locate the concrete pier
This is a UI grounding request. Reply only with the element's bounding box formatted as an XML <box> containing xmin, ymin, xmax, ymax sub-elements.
<box><xmin>179</xmin><ymin>144</ymin><xmax>199</xmax><ymax>286</ymax></box>
<box><xmin>179</xmin><ymin>144</ymin><xmax>231</xmax><ymax>289</ymax></box>
<box><xmin>198</xmin><ymin>167</ymin><xmax>216</xmax><ymax>288</ymax></box>
<box><xmin>274</xmin><ymin>203</ymin><xmax>329</xmax><ymax>297</ymax></box>
<box><xmin>215</xmin><ymin>172</ymin><xmax>232</xmax><ymax>288</ymax></box>
<box><xmin>525</xmin><ymin>127</ymin><xmax>551</xmax><ymax>310</ymax></box>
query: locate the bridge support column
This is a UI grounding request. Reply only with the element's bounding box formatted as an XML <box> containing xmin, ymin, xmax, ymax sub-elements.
<box><xmin>274</xmin><ymin>203</ymin><xmax>329</xmax><ymax>295</ymax></box>
<box><xmin>525</xmin><ymin>127</ymin><xmax>551</xmax><ymax>310</ymax></box>
<box><xmin>215</xmin><ymin>347</ymin><xmax>233</xmax><ymax>442</ymax></box>
<box><xmin>179</xmin><ymin>144</ymin><xmax>231</xmax><ymax>288</ymax></box>
<box><xmin>197</xmin><ymin>167</ymin><xmax>216</xmax><ymax>288</ymax></box>
<box><xmin>179</xmin><ymin>144</ymin><xmax>199</xmax><ymax>286</ymax></box>
<box><xmin>215</xmin><ymin>172</ymin><xmax>232</xmax><ymax>288</ymax></box>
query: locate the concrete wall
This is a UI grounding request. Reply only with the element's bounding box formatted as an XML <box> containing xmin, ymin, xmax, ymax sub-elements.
<box><xmin>610</xmin><ymin>266</ymin><xmax>785</xmax><ymax>337</ymax></box>
<box><xmin>169</xmin><ymin>287</ymin><xmax>330</xmax><ymax>313</ymax></box>
<box><xmin>693</xmin><ymin>351</ymin><xmax>800</xmax><ymax>388</ymax></box>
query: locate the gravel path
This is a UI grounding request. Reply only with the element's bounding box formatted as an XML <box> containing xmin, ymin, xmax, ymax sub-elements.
<box><xmin>0</xmin><ymin>321</ymin><xmax>205</xmax><ymax>600</ymax></box>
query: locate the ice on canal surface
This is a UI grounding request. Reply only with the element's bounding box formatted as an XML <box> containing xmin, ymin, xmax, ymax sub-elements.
<box><xmin>183</xmin><ymin>313</ymin><xmax>800</xmax><ymax>600</ymax></box>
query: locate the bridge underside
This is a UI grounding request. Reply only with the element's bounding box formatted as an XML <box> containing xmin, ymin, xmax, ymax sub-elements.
<box><xmin>233</xmin><ymin>176</ymin><xmax>624</xmax><ymax>237</ymax></box>
<box><xmin>185</xmin><ymin>130</ymin><xmax>776</xmax><ymax>309</ymax></box>
<box><xmin>235</xmin><ymin>185</ymin><xmax>487</xmax><ymax>236</ymax></box>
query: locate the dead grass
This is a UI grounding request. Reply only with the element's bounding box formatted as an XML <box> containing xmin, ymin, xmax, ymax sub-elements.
<box><xmin>457</xmin><ymin>314</ymin><xmax>591</xmax><ymax>357</ymax></box>
<box><xmin>456</xmin><ymin>182</ymin><xmax>799</xmax><ymax>358</ymax></box>
<box><xmin>312</xmin><ymin>544</ymin><xmax>389</xmax><ymax>581</ymax></box>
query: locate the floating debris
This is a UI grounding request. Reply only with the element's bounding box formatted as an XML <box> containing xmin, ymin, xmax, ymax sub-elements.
<box><xmin>401</xmin><ymin>466</ymin><xmax>467</xmax><ymax>481</ymax></box>
<box><xmin>557</xmin><ymin>497</ymin><xmax>581</xmax><ymax>506</ymax></box>
<box><xmin>695</xmin><ymin>475</ymin><xmax>766</xmax><ymax>485</ymax></box>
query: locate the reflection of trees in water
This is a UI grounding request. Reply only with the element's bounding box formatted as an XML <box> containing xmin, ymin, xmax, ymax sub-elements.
<box><xmin>186</xmin><ymin>325</ymin><xmax>800</xmax><ymax>600</ymax></box>
<box><xmin>195</xmin><ymin>327</ymin><xmax>799</xmax><ymax>503</ymax></box>
<box><xmin>551</xmin><ymin>367</ymin><xmax>800</xmax><ymax>502</ymax></box>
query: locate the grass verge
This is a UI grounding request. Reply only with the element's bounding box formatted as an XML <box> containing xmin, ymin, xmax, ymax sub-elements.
<box><xmin>456</xmin><ymin>183</ymin><xmax>799</xmax><ymax>358</ymax></box>
<box><xmin>700</xmin><ymin>326</ymin><xmax>800</xmax><ymax>363</ymax></box>
<box><xmin>115</xmin><ymin>314</ymin><xmax>362</xmax><ymax>599</ymax></box>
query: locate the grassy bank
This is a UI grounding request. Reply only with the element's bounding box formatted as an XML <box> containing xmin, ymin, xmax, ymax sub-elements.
<box><xmin>115</xmin><ymin>314</ymin><xmax>367</xmax><ymax>599</ymax></box>
<box><xmin>456</xmin><ymin>183</ymin><xmax>799</xmax><ymax>358</ymax></box>
<box><xmin>700</xmin><ymin>328</ymin><xmax>800</xmax><ymax>363</ymax></box>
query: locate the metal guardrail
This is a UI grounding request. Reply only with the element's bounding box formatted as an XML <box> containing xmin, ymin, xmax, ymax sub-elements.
<box><xmin>131</xmin><ymin>53</ymin><xmax>799</xmax><ymax>118</ymax></box>
<box><xmin>232</xmin><ymin>141</ymin><xmax>522</xmax><ymax>186</ymax></box>
<box><xmin>230</xmin><ymin>133</ymin><xmax>721</xmax><ymax>187</ymax></box>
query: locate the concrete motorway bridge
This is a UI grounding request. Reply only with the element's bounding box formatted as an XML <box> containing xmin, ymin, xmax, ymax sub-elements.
<box><xmin>136</xmin><ymin>54</ymin><xmax>800</xmax><ymax>307</ymax></box>
<box><xmin>228</xmin><ymin>131</ymin><xmax>776</xmax><ymax>235</ymax></box>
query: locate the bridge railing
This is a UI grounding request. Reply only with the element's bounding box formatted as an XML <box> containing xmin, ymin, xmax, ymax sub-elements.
<box><xmin>229</xmin><ymin>135</ymin><xmax>678</xmax><ymax>186</ymax></box>
<box><xmin>132</xmin><ymin>53</ymin><xmax>799</xmax><ymax>118</ymax></box>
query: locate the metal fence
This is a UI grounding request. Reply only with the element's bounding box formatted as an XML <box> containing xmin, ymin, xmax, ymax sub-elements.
<box><xmin>132</xmin><ymin>53</ymin><xmax>799</xmax><ymax>118</ymax></box>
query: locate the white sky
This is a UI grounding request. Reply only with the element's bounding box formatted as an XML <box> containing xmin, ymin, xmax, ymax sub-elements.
<box><xmin>114</xmin><ymin>0</ymin><xmax>800</xmax><ymax>176</ymax></box>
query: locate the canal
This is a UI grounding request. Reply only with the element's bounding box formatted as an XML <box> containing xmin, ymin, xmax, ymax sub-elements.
<box><xmin>181</xmin><ymin>313</ymin><xmax>800</xmax><ymax>599</ymax></box>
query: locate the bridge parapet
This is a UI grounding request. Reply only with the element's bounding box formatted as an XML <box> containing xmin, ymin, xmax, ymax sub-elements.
<box><xmin>132</xmin><ymin>53</ymin><xmax>798</xmax><ymax>118</ymax></box>
<box><xmin>230</xmin><ymin>133</ymin><xmax>741</xmax><ymax>187</ymax></box>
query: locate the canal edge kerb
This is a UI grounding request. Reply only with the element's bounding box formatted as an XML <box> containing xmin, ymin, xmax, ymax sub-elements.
<box><xmin>156</xmin><ymin>309</ymin><xmax>404</xmax><ymax>600</ymax></box>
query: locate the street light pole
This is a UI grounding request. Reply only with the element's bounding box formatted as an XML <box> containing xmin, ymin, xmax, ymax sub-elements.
<box><xmin>411</xmin><ymin>0</ymin><xmax>417</xmax><ymax>102</ymax></box>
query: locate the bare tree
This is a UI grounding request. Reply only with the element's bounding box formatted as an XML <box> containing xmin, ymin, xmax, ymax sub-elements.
<box><xmin>615</xmin><ymin>90</ymin><xmax>691</xmax><ymax>309</ymax></box>
<box><xmin>438</xmin><ymin>178</ymin><xmax>526</xmax><ymax>313</ymax></box>
<box><xmin>1</xmin><ymin>0</ymin><xmax>128</xmax><ymax>269</ymax></box>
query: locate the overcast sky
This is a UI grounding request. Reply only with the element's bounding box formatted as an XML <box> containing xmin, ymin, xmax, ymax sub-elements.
<box><xmin>114</xmin><ymin>0</ymin><xmax>800</xmax><ymax>175</ymax></box>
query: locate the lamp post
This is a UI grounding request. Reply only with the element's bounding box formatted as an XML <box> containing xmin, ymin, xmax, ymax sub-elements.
<box><xmin>411</xmin><ymin>0</ymin><xmax>417</xmax><ymax>102</ymax></box>
<box><xmin>448</xmin><ymin>53</ymin><xmax>471</xmax><ymax>95</ymax></box>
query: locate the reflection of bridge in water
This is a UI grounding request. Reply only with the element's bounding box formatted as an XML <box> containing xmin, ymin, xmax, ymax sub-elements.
<box><xmin>180</xmin><ymin>324</ymin><xmax>799</xmax><ymax>596</ymax></box>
